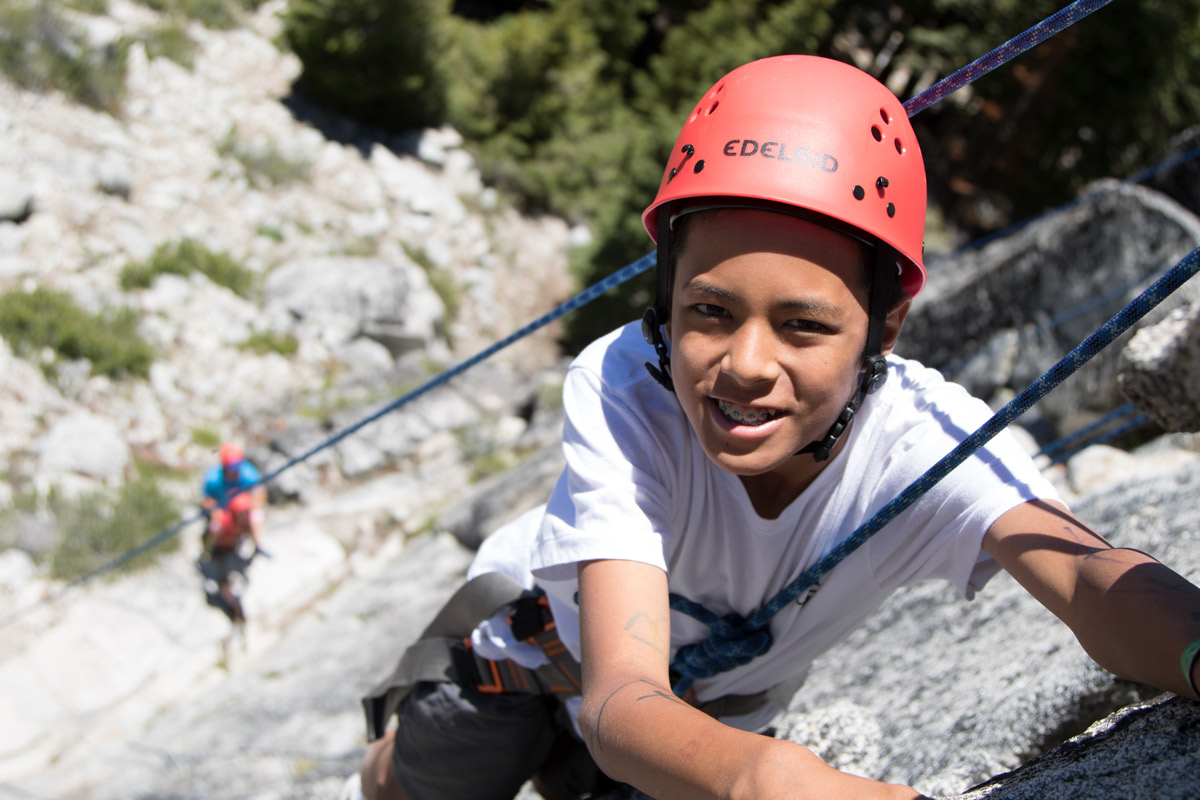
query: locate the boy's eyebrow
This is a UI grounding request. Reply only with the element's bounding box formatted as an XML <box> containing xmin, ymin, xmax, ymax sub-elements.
<box><xmin>682</xmin><ymin>279</ymin><xmax>847</xmax><ymax>318</ymax></box>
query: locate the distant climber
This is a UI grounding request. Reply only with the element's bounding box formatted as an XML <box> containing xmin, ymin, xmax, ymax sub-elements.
<box><xmin>198</xmin><ymin>442</ymin><xmax>266</xmax><ymax>656</ymax></box>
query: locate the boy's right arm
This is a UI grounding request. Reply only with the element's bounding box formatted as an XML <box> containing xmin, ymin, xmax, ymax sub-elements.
<box><xmin>576</xmin><ymin>558</ymin><xmax>925</xmax><ymax>800</ymax></box>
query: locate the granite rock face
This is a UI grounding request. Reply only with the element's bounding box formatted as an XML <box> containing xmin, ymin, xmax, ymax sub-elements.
<box><xmin>1119</xmin><ymin>299</ymin><xmax>1200</xmax><ymax>432</ymax></box>
<box><xmin>901</xmin><ymin>182</ymin><xmax>1200</xmax><ymax>442</ymax></box>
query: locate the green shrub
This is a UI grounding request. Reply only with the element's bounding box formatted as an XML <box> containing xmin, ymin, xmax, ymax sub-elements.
<box><xmin>191</xmin><ymin>425</ymin><xmax>222</xmax><ymax>448</ymax></box>
<box><xmin>133</xmin><ymin>0</ymin><xmax>240</xmax><ymax>30</ymax></box>
<box><xmin>0</xmin><ymin>287</ymin><xmax>153</xmax><ymax>378</ymax></box>
<box><xmin>120</xmin><ymin>238</ymin><xmax>257</xmax><ymax>297</ymax></box>
<box><xmin>240</xmin><ymin>330</ymin><xmax>299</xmax><ymax>356</ymax></box>
<box><xmin>65</xmin><ymin>0</ymin><xmax>107</xmax><ymax>12</ymax></box>
<box><xmin>129</xmin><ymin>18</ymin><xmax>195</xmax><ymax>69</ymax></box>
<box><xmin>280</xmin><ymin>0</ymin><xmax>451</xmax><ymax>131</ymax></box>
<box><xmin>255</xmin><ymin>224</ymin><xmax>285</xmax><ymax>242</ymax></box>
<box><xmin>0</xmin><ymin>0</ymin><xmax>127</xmax><ymax>112</ymax></box>
<box><xmin>216</xmin><ymin>126</ymin><xmax>312</xmax><ymax>187</ymax></box>
<box><xmin>48</xmin><ymin>473</ymin><xmax>182</xmax><ymax>580</ymax></box>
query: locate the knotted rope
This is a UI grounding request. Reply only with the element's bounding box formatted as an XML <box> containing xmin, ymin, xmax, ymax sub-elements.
<box><xmin>668</xmin><ymin>600</ymin><xmax>774</xmax><ymax>688</ymax></box>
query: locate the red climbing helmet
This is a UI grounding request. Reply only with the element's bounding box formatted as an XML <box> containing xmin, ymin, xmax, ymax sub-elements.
<box><xmin>229</xmin><ymin>491</ymin><xmax>254</xmax><ymax>515</ymax></box>
<box><xmin>219</xmin><ymin>442</ymin><xmax>244</xmax><ymax>467</ymax></box>
<box><xmin>642</xmin><ymin>55</ymin><xmax>927</xmax><ymax>298</ymax></box>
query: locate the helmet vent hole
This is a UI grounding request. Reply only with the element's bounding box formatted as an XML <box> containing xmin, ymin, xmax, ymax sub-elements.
<box><xmin>853</xmin><ymin>186</ymin><xmax>865</xmax><ymax>201</ymax></box>
<box><xmin>706</xmin><ymin>101</ymin><xmax>720</xmax><ymax>116</ymax></box>
<box><xmin>694</xmin><ymin>160</ymin><xmax>705</xmax><ymax>173</ymax></box>
<box><xmin>887</xmin><ymin>203</ymin><xmax>896</xmax><ymax>218</ymax></box>
<box><xmin>894</xmin><ymin>138</ymin><xmax>905</xmax><ymax>155</ymax></box>
<box><xmin>871</xmin><ymin>125</ymin><xmax>883</xmax><ymax>142</ymax></box>
<box><xmin>879</xmin><ymin>108</ymin><xmax>891</xmax><ymax>124</ymax></box>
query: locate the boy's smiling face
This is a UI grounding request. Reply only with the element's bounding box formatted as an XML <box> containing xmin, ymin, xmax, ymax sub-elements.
<box><xmin>666</xmin><ymin>208</ymin><xmax>877</xmax><ymax>492</ymax></box>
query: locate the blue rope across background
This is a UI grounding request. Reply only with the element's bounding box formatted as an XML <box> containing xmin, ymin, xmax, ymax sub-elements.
<box><xmin>903</xmin><ymin>0</ymin><xmax>1115</xmax><ymax>117</ymax></box>
<box><xmin>248</xmin><ymin>253</ymin><xmax>656</xmax><ymax>498</ymax></box>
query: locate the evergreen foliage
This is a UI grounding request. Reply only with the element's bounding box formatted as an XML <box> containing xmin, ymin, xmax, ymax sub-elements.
<box><xmin>281</xmin><ymin>0</ymin><xmax>451</xmax><ymax>130</ymax></box>
<box><xmin>265</xmin><ymin>0</ymin><xmax>1200</xmax><ymax>349</ymax></box>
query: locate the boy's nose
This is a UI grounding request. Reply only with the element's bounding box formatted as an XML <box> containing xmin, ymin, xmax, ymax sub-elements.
<box><xmin>721</xmin><ymin>323</ymin><xmax>781</xmax><ymax>385</ymax></box>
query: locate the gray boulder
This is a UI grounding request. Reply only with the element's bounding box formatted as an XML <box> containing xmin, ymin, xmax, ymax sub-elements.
<box><xmin>263</xmin><ymin>256</ymin><xmax>445</xmax><ymax>357</ymax></box>
<box><xmin>438</xmin><ymin>443</ymin><xmax>565</xmax><ymax>550</ymax></box>
<box><xmin>33</xmin><ymin>410</ymin><xmax>131</xmax><ymax>485</ymax></box>
<box><xmin>902</xmin><ymin>182</ymin><xmax>1200</xmax><ymax>440</ymax></box>
<box><xmin>785</xmin><ymin>448</ymin><xmax>1200</xmax><ymax>796</ymax></box>
<box><xmin>1119</xmin><ymin>299</ymin><xmax>1200</xmax><ymax>431</ymax></box>
<box><xmin>957</xmin><ymin>695</ymin><xmax>1200</xmax><ymax>799</ymax></box>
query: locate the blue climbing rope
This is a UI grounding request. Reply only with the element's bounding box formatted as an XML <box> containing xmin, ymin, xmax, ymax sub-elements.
<box><xmin>1047</xmin><ymin>411</ymin><xmax>1150</xmax><ymax>467</ymax></box>
<box><xmin>59</xmin><ymin>254</ymin><xmax>657</xmax><ymax>590</ymax></box>
<box><xmin>0</xmin><ymin>256</ymin><xmax>656</xmax><ymax>630</ymax></box>
<box><xmin>668</xmin><ymin>245</ymin><xmax>1200</xmax><ymax>696</ymax></box>
<box><xmin>1036</xmin><ymin>402</ymin><xmax>1138</xmax><ymax>460</ymax></box>
<box><xmin>903</xmin><ymin>0</ymin><xmax>1115</xmax><ymax>118</ymax></box>
<box><xmin>245</xmin><ymin>252</ymin><xmax>656</xmax><ymax>497</ymax></box>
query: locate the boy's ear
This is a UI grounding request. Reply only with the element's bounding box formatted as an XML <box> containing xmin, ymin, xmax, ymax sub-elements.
<box><xmin>880</xmin><ymin>295</ymin><xmax>911</xmax><ymax>356</ymax></box>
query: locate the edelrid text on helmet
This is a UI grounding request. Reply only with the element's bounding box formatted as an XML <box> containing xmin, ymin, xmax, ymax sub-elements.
<box><xmin>642</xmin><ymin>54</ymin><xmax>927</xmax><ymax>298</ymax></box>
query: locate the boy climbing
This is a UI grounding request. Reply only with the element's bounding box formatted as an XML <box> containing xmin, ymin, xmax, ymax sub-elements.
<box><xmin>349</xmin><ymin>55</ymin><xmax>1200</xmax><ymax>800</ymax></box>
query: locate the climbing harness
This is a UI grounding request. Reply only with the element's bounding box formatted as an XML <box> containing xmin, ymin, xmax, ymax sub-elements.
<box><xmin>362</xmin><ymin>574</ymin><xmax>591</xmax><ymax>741</ymax></box>
<box><xmin>451</xmin><ymin>592</ymin><xmax>583</xmax><ymax>697</ymax></box>
<box><xmin>362</xmin><ymin>571</ymin><xmax>529</xmax><ymax>740</ymax></box>
<box><xmin>667</xmin><ymin>245</ymin><xmax>1200</xmax><ymax>696</ymax></box>
<box><xmin>360</xmin><ymin>573</ymin><xmax>775</xmax><ymax>739</ymax></box>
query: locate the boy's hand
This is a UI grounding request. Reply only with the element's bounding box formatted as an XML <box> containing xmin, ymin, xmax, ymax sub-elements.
<box><xmin>744</xmin><ymin>737</ymin><xmax>928</xmax><ymax>800</ymax></box>
<box><xmin>577</xmin><ymin>558</ymin><xmax>930</xmax><ymax>800</ymax></box>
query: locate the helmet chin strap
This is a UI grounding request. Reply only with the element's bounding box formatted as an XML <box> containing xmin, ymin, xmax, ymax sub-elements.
<box><xmin>641</xmin><ymin>201</ymin><xmax>897</xmax><ymax>463</ymax></box>
<box><xmin>797</xmin><ymin>242</ymin><xmax>895</xmax><ymax>462</ymax></box>
<box><xmin>642</xmin><ymin>201</ymin><xmax>675</xmax><ymax>392</ymax></box>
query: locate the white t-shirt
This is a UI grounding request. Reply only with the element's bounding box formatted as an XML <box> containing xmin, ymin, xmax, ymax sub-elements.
<box><xmin>471</xmin><ymin>321</ymin><xmax>1059</xmax><ymax>731</ymax></box>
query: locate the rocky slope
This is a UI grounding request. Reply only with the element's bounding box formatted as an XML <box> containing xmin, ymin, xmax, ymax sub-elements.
<box><xmin>0</xmin><ymin>0</ymin><xmax>576</xmax><ymax>788</ymax></box>
<box><xmin>3</xmin><ymin>3</ymin><xmax>1200</xmax><ymax>799</ymax></box>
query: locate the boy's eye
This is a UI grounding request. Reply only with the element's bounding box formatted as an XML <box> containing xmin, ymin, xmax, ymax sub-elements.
<box><xmin>785</xmin><ymin>318</ymin><xmax>831</xmax><ymax>333</ymax></box>
<box><xmin>692</xmin><ymin>303</ymin><xmax>728</xmax><ymax>318</ymax></box>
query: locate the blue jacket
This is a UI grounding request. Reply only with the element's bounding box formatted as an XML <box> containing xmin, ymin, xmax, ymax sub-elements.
<box><xmin>203</xmin><ymin>461</ymin><xmax>262</xmax><ymax>508</ymax></box>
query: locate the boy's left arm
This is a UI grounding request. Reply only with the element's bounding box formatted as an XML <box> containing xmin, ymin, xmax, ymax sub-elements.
<box><xmin>984</xmin><ymin>499</ymin><xmax>1200</xmax><ymax>700</ymax></box>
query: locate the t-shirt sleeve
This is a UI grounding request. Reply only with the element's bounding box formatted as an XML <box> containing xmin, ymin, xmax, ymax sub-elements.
<box><xmin>864</xmin><ymin>366</ymin><xmax>1061</xmax><ymax>600</ymax></box>
<box><xmin>530</xmin><ymin>361</ymin><xmax>676</xmax><ymax>583</ymax></box>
